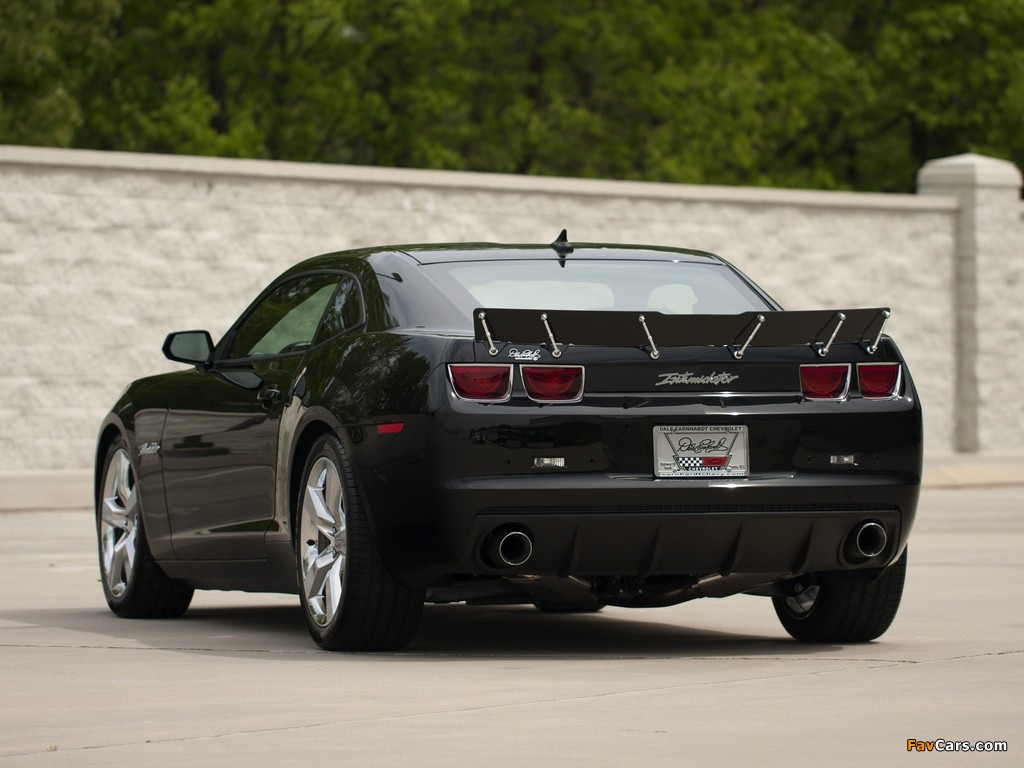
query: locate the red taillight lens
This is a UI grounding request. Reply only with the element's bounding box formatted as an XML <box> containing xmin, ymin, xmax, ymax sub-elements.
<box><xmin>858</xmin><ymin>363</ymin><xmax>901</xmax><ymax>399</ymax></box>
<box><xmin>800</xmin><ymin>364</ymin><xmax>850</xmax><ymax>400</ymax></box>
<box><xmin>522</xmin><ymin>365</ymin><xmax>585</xmax><ymax>402</ymax></box>
<box><xmin>448</xmin><ymin>364</ymin><xmax>512</xmax><ymax>401</ymax></box>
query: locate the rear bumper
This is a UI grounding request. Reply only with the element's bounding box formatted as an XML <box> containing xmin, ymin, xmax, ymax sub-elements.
<box><xmin>352</xmin><ymin>377</ymin><xmax>922</xmax><ymax>588</ymax></box>
<box><xmin>366</xmin><ymin>468</ymin><xmax>919</xmax><ymax>588</ymax></box>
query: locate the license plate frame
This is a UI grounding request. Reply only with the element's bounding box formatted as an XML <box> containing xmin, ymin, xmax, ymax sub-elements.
<box><xmin>653</xmin><ymin>425</ymin><xmax>749</xmax><ymax>478</ymax></box>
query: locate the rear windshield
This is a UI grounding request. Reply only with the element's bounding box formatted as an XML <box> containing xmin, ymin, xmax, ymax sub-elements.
<box><xmin>436</xmin><ymin>259</ymin><xmax>767</xmax><ymax>311</ymax></box>
<box><xmin>374</xmin><ymin>257</ymin><xmax>772</xmax><ymax>330</ymax></box>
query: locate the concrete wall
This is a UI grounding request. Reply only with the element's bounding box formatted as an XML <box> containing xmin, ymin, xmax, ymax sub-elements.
<box><xmin>917</xmin><ymin>155</ymin><xmax>1024</xmax><ymax>455</ymax></box>
<box><xmin>1</xmin><ymin>145</ymin><xmax>1021</xmax><ymax>472</ymax></box>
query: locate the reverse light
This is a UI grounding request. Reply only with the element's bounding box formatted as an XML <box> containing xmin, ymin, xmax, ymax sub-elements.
<box><xmin>448</xmin><ymin>364</ymin><xmax>512</xmax><ymax>402</ymax></box>
<box><xmin>522</xmin><ymin>365</ymin><xmax>585</xmax><ymax>402</ymax></box>
<box><xmin>800</xmin><ymin>364</ymin><xmax>850</xmax><ymax>400</ymax></box>
<box><xmin>858</xmin><ymin>363</ymin><xmax>902</xmax><ymax>399</ymax></box>
<box><xmin>533</xmin><ymin>457</ymin><xmax>566</xmax><ymax>468</ymax></box>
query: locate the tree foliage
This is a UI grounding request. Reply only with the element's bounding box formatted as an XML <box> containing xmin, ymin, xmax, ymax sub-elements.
<box><xmin>2</xmin><ymin>0</ymin><xmax>1022</xmax><ymax>192</ymax></box>
<box><xmin>0</xmin><ymin>0</ymin><xmax>119</xmax><ymax>145</ymax></box>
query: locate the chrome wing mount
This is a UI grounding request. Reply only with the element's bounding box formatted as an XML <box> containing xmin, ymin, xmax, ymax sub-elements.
<box><xmin>472</xmin><ymin>307</ymin><xmax>892</xmax><ymax>358</ymax></box>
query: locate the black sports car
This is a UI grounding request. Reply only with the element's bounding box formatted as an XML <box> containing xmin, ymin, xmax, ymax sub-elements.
<box><xmin>96</xmin><ymin>232</ymin><xmax>921</xmax><ymax>651</ymax></box>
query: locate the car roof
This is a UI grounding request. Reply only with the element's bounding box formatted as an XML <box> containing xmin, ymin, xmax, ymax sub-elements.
<box><xmin>392</xmin><ymin>243</ymin><xmax>723</xmax><ymax>265</ymax></box>
<box><xmin>288</xmin><ymin>241</ymin><xmax>725</xmax><ymax>274</ymax></box>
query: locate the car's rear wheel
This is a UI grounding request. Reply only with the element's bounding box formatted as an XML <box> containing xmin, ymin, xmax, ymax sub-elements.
<box><xmin>97</xmin><ymin>438</ymin><xmax>193</xmax><ymax>618</ymax></box>
<box><xmin>296</xmin><ymin>433</ymin><xmax>424</xmax><ymax>651</ymax></box>
<box><xmin>773</xmin><ymin>549</ymin><xmax>908</xmax><ymax>643</ymax></box>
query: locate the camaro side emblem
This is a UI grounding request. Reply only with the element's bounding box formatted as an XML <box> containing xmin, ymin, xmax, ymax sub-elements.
<box><xmin>508</xmin><ymin>347</ymin><xmax>542</xmax><ymax>361</ymax></box>
<box><xmin>138</xmin><ymin>441</ymin><xmax>161</xmax><ymax>457</ymax></box>
<box><xmin>656</xmin><ymin>371</ymin><xmax>740</xmax><ymax>387</ymax></box>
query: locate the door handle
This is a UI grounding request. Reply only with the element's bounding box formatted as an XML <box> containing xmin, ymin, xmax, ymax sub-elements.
<box><xmin>257</xmin><ymin>388</ymin><xmax>282</xmax><ymax>406</ymax></box>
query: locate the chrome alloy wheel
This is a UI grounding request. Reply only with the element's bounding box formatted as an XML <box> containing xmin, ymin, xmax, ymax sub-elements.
<box><xmin>100</xmin><ymin>448</ymin><xmax>138</xmax><ymax>598</ymax></box>
<box><xmin>300</xmin><ymin>457</ymin><xmax>348</xmax><ymax>627</ymax></box>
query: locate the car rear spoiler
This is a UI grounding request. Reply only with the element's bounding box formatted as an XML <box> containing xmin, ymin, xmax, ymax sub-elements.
<box><xmin>473</xmin><ymin>307</ymin><xmax>891</xmax><ymax>360</ymax></box>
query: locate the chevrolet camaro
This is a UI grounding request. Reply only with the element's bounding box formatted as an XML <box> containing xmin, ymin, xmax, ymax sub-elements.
<box><xmin>95</xmin><ymin>232</ymin><xmax>921</xmax><ymax>651</ymax></box>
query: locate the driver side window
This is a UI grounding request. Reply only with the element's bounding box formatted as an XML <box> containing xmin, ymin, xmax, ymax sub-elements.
<box><xmin>228</xmin><ymin>274</ymin><xmax>340</xmax><ymax>359</ymax></box>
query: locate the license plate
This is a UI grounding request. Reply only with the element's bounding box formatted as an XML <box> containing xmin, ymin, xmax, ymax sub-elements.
<box><xmin>654</xmin><ymin>425</ymin><xmax>749</xmax><ymax>478</ymax></box>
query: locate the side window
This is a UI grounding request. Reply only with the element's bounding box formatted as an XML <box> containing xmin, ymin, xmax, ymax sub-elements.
<box><xmin>315</xmin><ymin>275</ymin><xmax>364</xmax><ymax>342</ymax></box>
<box><xmin>228</xmin><ymin>274</ymin><xmax>339</xmax><ymax>358</ymax></box>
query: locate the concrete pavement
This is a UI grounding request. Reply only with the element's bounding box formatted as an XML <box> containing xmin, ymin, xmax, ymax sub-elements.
<box><xmin>0</xmin><ymin>486</ymin><xmax>1020</xmax><ymax>766</ymax></box>
<box><xmin>923</xmin><ymin>453</ymin><xmax>1024</xmax><ymax>488</ymax></box>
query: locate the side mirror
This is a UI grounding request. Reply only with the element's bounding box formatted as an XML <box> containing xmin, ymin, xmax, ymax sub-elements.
<box><xmin>162</xmin><ymin>330</ymin><xmax>214</xmax><ymax>366</ymax></box>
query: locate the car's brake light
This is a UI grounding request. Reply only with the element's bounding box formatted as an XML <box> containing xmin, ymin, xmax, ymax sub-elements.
<box><xmin>800</xmin><ymin>364</ymin><xmax>850</xmax><ymax>400</ymax></box>
<box><xmin>448</xmin><ymin>364</ymin><xmax>512</xmax><ymax>401</ymax></box>
<box><xmin>858</xmin><ymin>363</ymin><xmax>902</xmax><ymax>399</ymax></box>
<box><xmin>521</xmin><ymin>365</ymin><xmax>585</xmax><ymax>402</ymax></box>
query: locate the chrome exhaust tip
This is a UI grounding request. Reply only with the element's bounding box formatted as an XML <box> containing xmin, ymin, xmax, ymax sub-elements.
<box><xmin>486</xmin><ymin>529</ymin><xmax>534</xmax><ymax>567</ymax></box>
<box><xmin>847</xmin><ymin>521</ymin><xmax>887</xmax><ymax>560</ymax></box>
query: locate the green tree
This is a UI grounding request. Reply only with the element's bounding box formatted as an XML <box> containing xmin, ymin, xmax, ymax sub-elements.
<box><xmin>795</xmin><ymin>0</ymin><xmax>1024</xmax><ymax>190</ymax></box>
<box><xmin>448</xmin><ymin>0</ymin><xmax>873</xmax><ymax>188</ymax></box>
<box><xmin>0</xmin><ymin>0</ymin><xmax>119</xmax><ymax>146</ymax></box>
<box><xmin>74</xmin><ymin>0</ymin><xmax>473</xmax><ymax>164</ymax></box>
<box><xmin>2</xmin><ymin>0</ymin><xmax>1022</xmax><ymax>193</ymax></box>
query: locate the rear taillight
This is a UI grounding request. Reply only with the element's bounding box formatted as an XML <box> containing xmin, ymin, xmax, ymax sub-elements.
<box><xmin>800</xmin><ymin>364</ymin><xmax>850</xmax><ymax>400</ymax></box>
<box><xmin>521</xmin><ymin>365</ymin><xmax>585</xmax><ymax>402</ymax></box>
<box><xmin>858</xmin><ymin>363</ymin><xmax>902</xmax><ymax>399</ymax></box>
<box><xmin>448</xmin><ymin>364</ymin><xmax>512</xmax><ymax>402</ymax></box>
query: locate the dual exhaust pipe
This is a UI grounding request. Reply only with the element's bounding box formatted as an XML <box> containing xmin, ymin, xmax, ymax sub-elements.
<box><xmin>485</xmin><ymin>520</ymin><xmax>886</xmax><ymax>569</ymax></box>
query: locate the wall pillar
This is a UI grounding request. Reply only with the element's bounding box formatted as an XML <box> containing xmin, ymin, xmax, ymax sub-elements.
<box><xmin>917</xmin><ymin>153</ymin><xmax>1023</xmax><ymax>453</ymax></box>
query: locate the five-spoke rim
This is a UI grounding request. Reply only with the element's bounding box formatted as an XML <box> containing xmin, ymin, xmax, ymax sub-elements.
<box><xmin>300</xmin><ymin>456</ymin><xmax>348</xmax><ymax>627</ymax></box>
<box><xmin>100</xmin><ymin>448</ymin><xmax>138</xmax><ymax>599</ymax></box>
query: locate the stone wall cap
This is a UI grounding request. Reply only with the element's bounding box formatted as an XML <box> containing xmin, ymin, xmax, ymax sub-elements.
<box><xmin>918</xmin><ymin>152</ymin><xmax>1022</xmax><ymax>189</ymax></box>
<box><xmin>1</xmin><ymin>144</ymin><xmax>956</xmax><ymax>212</ymax></box>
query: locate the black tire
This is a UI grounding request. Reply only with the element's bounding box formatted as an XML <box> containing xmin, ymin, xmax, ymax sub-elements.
<box><xmin>773</xmin><ymin>549</ymin><xmax>908</xmax><ymax>643</ymax></box>
<box><xmin>296</xmin><ymin>433</ymin><xmax>424</xmax><ymax>651</ymax></box>
<box><xmin>96</xmin><ymin>438</ymin><xmax>193</xmax><ymax>618</ymax></box>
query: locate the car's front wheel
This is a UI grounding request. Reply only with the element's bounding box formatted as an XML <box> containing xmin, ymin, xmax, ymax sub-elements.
<box><xmin>296</xmin><ymin>433</ymin><xmax>424</xmax><ymax>651</ymax></box>
<box><xmin>773</xmin><ymin>549</ymin><xmax>908</xmax><ymax>643</ymax></box>
<box><xmin>97</xmin><ymin>438</ymin><xmax>193</xmax><ymax>618</ymax></box>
